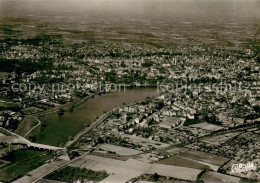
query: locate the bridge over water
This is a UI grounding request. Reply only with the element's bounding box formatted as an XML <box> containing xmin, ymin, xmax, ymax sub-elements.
<box><xmin>0</xmin><ymin>128</ymin><xmax>64</xmax><ymax>151</ymax></box>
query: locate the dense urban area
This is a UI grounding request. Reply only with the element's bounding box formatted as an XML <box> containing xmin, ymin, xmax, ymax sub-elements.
<box><xmin>0</xmin><ymin>11</ymin><xmax>259</xmax><ymax>183</ymax></box>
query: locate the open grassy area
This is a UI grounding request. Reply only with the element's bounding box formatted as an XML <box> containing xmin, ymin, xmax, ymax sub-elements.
<box><xmin>183</xmin><ymin>119</ymin><xmax>203</xmax><ymax>126</ymax></box>
<box><xmin>21</xmin><ymin>107</ymin><xmax>43</xmax><ymax>115</ymax></box>
<box><xmin>0</xmin><ymin>149</ymin><xmax>42</xmax><ymax>162</ymax></box>
<box><xmin>0</xmin><ymin>149</ymin><xmax>54</xmax><ymax>182</ymax></box>
<box><xmin>45</xmin><ymin>166</ymin><xmax>108</xmax><ymax>182</ymax></box>
<box><xmin>15</xmin><ymin>115</ymin><xmax>38</xmax><ymax>136</ymax></box>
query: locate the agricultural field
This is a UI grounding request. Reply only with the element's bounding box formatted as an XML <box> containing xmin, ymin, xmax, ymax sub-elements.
<box><xmin>190</xmin><ymin>122</ymin><xmax>223</xmax><ymax>131</ymax></box>
<box><xmin>69</xmin><ymin>155</ymin><xmax>202</xmax><ymax>182</ymax></box>
<box><xmin>45</xmin><ymin>166</ymin><xmax>108</xmax><ymax>183</ymax></box>
<box><xmin>178</xmin><ymin>150</ymin><xmax>229</xmax><ymax>171</ymax></box>
<box><xmin>0</xmin><ymin>149</ymin><xmax>54</xmax><ymax>182</ymax></box>
<box><xmin>157</xmin><ymin>155</ymin><xmax>209</xmax><ymax>170</ymax></box>
<box><xmin>166</xmin><ymin>147</ymin><xmax>188</xmax><ymax>155</ymax></box>
<box><xmin>201</xmin><ymin>171</ymin><xmax>241</xmax><ymax>183</ymax></box>
<box><xmin>149</xmin><ymin>163</ymin><xmax>201</xmax><ymax>181</ymax></box>
<box><xmin>13</xmin><ymin>163</ymin><xmax>59</xmax><ymax>183</ymax></box>
<box><xmin>202</xmin><ymin>132</ymin><xmax>240</xmax><ymax>145</ymax></box>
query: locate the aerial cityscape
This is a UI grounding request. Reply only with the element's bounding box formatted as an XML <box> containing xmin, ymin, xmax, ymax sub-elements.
<box><xmin>0</xmin><ymin>0</ymin><xmax>259</xmax><ymax>182</ymax></box>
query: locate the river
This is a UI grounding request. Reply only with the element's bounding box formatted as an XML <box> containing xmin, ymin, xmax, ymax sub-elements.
<box><xmin>34</xmin><ymin>88</ymin><xmax>159</xmax><ymax>146</ymax></box>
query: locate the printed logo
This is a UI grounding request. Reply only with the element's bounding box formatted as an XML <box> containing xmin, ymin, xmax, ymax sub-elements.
<box><xmin>231</xmin><ymin>162</ymin><xmax>257</xmax><ymax>173</ymax></box>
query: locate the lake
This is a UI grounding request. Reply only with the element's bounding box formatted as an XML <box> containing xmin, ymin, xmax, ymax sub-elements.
<box><xmin>34</xmin><ymin>88</ymin><xmax>159</xmax><ymax>146</ymax></box>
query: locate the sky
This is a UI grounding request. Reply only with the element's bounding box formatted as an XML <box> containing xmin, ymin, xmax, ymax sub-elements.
<box><xmin>0</xmin><ymin>0</ymin><xmax>259</xmax><ymax>22</ymax></box>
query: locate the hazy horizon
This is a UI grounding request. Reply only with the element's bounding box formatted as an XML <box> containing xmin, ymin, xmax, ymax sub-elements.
<box><xmin>0</xmin><ymin>0</ymin><xmax>260</xmax><ymax>22</ymax></box>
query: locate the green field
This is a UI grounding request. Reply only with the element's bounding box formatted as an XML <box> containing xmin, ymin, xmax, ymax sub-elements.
<box><xmin>0</xmin><ymin>149</ymin><xmax>54</xmax><ymax>182</ymax></box>
<box><xmin>15</xmin><ymin>115</ymin><xmax>39</xmax><ymax>136</ymax></box>
<box><xmin>183</xmin><ymin>119</ymin><xmax>203</xmax><ymax>126</ymax></box>
<box><xmin>45</xmin><ymin>166</ymin><xmax>108</xmax><ymax>182</ymax></box>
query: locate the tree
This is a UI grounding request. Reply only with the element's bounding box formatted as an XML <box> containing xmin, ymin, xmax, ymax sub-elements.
<box><xmin>58</xmin><ymin>108</ymin><xmax>65</xmax><ymax>116</ymax></box>
<box><xmin>69</xmin><ymin>106</ymin><xmax>74</xmax><ymax>112</ymax></box>
<box><xmin>97</xmin><ymin>137</ymin><xmax>104</xmax><ymax>144</ymax></box>
<box><xmin>253</xmin><ymin>105</ymin><xmax>260</xmax><ymax>113</ymax></box>
<box><xmin>156</xmin><ymin>101</ymin><xmax>164</xmax><ymax>110</ymax></box>
<box><xmin>152</xmin><ymin>173</ymin><xmax>159</xmax><ymax>181</ymax></box>
<box><xmin>121</xmin><ymin>61</ymin><xmax>126</xmax><ymax>67</ymax></box>
<box><xmin>68</xmin><ymin>151</ymin><xmax>80</xmax><ymax>159</ymax></box>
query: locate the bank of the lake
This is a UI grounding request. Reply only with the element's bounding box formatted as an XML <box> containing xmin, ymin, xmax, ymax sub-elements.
<box><xmin>34</xmin><ymin>88</ymin><xmax>159</xmax><ymax>146</ymax></box>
